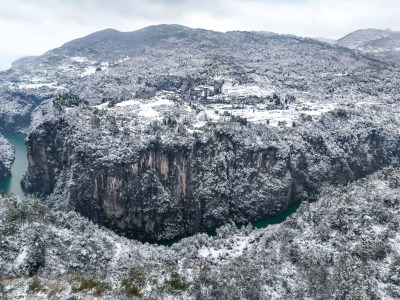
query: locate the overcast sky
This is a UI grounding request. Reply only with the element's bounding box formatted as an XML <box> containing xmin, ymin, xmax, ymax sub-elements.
<box><xmin>1</xmin><ymin>0</ymin><xmax>399</xmax><ymax>70</ymax></box>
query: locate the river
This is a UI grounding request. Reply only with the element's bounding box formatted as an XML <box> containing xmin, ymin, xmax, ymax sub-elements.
<box><xmin>0</xmin><ymin>129</ymin><xmax>301</xmax><ymax>244</ymax></box>
<box><xmin>0</xmin><ymin>131</ymin><xmax>28</xmax><ymax>197</ymax></box>
<box><xmin>161</xmin><ymin>202</ymin><xmax>300</xmax><ymax>246</ymax></box>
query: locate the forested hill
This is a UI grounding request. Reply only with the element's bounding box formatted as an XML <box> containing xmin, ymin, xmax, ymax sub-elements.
<box><xmin>1</xmin><ymin>24</ymin><xmax>400</xmax><ymax>299</ymax></box>
<box><xmin>336</xmin><ymin>28</ymin><xmax>400</xmax><ymax>66</ymax></box>
<box><xmin>1</xmin><ymin>25</ymin><xmax>399</xmax><ymax>132</ymax></box>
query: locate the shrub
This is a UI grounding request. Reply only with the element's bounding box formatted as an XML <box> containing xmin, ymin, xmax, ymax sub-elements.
<box><xmin>27</xmin><ymin>232</ymin><xmax>46</xmax><ymax>276</ymax></box>
<box><xmin>300</xmin><ymin>113</ymin><xmax>313</xmax><ymax>122</ymax></box>
<box><xmin>330</xmin><ymin>108</ymin><xmax>349</xmax><ymax>119</ymax></box>
<box><xmin>53</xmin><ymin>93</ymin><xmax>88</xmax><ymax>109</ymax></box>
<box><xmin>129</xmin><ymin>268</ymin><xmax>146</xmax><ymax>286</ymax></box>
<box><xmin>0</xmin><ymin>281</ymin><xmax>7</xmax><ymax>299</ymax></box>
<box><xmin>47</xmin><ymin>281</ymin><xmax>66</xmax><ymax>298</ymax></box>
<box><xmin>120</xmin><ymin>279</ymin><xmax>142</xmax><ymax>297</ymax></box>
<box><xmin>6</xmin><ymin>198</ymin><xmax>34</xmax><ymax>225</ymax></box>
<box><xmin>27</xmin><ymin>276</ymin><xmax>45</xmax><ymax>294</ymax></box>
<box><xmin>164</xmin><ymin>272</ymin><xmax>191</xmax><ymax>291</ymax></box>
<box><xmin>93</xmin><ymin>281</ymin><xmax>112</xmax><ymax>297</ymax></box>
<box><xmin>71</xmin><ymin>277</ymin><xmax>111</xmax><ymax>296</ymax></box>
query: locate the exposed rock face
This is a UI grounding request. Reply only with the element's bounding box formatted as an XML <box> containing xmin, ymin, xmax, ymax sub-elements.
<box><xmin>25</xmin><ymin>121</ymin><xmax>68</xmax><ymax>195</ymax></box>
<box><xmin>0</xmin><ymin>162</ymin><xmax>10</xmax><ymax>180</ymax></box>
<box><xmin>0</xmin><ymin>134</ymin><xmax>14</xmax><ymax>180</ymax></box>
<box><xmin>26</xmin><ymin>125</ymin><xmax>291</xmax><ymax>241</ymax></box>
<box><xmin>24</xmin><ymin>105</ymin><xmax>400</xmax><ymax>242</ymax></box>
<box><xmin>69</xmin><ymin>139</ymin><xmax>294</xmax><ymax>242</ymax></box>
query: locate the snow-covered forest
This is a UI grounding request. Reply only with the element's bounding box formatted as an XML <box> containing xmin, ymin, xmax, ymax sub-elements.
<box><xmin>1</xmin><ymin>165</ymin><xmax>400</xmax><ymax>298</ymax></box>
<box><xmin>23</xmin><ymin>93</ymin><xmax>400</xmax><ymax>242</ymax></box>
<box><xmin>1</xmin><ymin>25</ymin><xmax>399</xmax><ymax>132</ymax></box>
<box><xmin>0</xmin><ymin>24</ymin><xmax>400</xmax><ymax>299</ymax></box>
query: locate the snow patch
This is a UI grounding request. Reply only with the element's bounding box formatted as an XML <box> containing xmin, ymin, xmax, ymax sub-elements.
<box><xmin>71</xmin><ymin>57</ymin><xmax>88</xmax><ymax>63</ymax></box>
<box><xmin>14</xmin><ymin>246</ymin><xmax>28</xmax><ymax>268</ymax></box>
<box><xmin>198</xmin><ymin>236</ymin><xmax>249</xmax><ymax>260</ymax></box>
<box><xmin>81</xmin><ymin>66</ymin><xmax>97</xmax><ymax>77</ymax></box>
<box><xmin>18</xmin><ymin>82</ymin><xmax>59</xmax><ymax>89</ymax></box>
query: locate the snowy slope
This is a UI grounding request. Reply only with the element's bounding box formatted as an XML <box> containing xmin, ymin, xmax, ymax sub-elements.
<box><xmin>337</xmin><ymin>28</ymin><xmax>400</xmax><ymax>66</ymax></box>
<box><xmin>337</xmin><ymin>28</ymin><xmax>394</xmax><ymax>49</ymax></box>
<box><xmin>1</xmin><ymin>25</ymin><xmax>398</xmax><ymax>132</ymax></box>
<box><xmin>1</xmin><ymin>165</ymin><xmax>400</xmax><ymax>299</ymax></box>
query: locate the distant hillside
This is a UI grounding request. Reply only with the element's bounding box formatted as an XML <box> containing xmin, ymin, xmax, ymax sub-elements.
<box><xmin>11</xmin><ymin>56</ymin><xmax>38</xmax><ymax>68</ymax></box>
<box><xmin>337</xmin><ymin>29</ymin><xmax>394</xmax><ymax>48</ymax></box>
<box><xmin>53</xmin><ymin>25</ymin><xmax>204</xmax><ymax>59</ymax></box>
<box><xmin>314</xmin><ymin>37</ymin><xmax>336</xmax><ymax>44</ymax></box>
<box><xmin>0</xmin><ymin>24</ymin><xmax>396</xmax><ymax>132</ymax></box>
<box><xmin>337</xmin><ymin>28</ymin><xmax>400</xmax><ymax>66</ymax></box>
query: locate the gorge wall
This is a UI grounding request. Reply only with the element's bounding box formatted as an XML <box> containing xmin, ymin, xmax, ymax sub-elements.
<box><xmin>23</xmin><ymin>106</ymin><xmax>400</xmax><ymax>242</ymax></box>
<box><xmin>0</xmin><ymin>162</ymin><xmax>10</xmax><ymax>180</ymax></box>
<box><xmin>0</xmin><ymin>134</ymin><xmax>14</xmax><ymax>180</ymax></box>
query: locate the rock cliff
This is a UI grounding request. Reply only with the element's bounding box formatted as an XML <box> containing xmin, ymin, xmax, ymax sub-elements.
<box><xmin>0</xmin><ymin>134</ymin><xmax>14</xmax><ymax>180</ymax></box>
<box><xmin>24</xmin><ymin>102</ymin><xmax>400</xmax><ymax>242</ymax></box>
<box><xmin>0</xmin><ymin>162</ymin><xmax>10</xmax><ymax>180</ymax></box>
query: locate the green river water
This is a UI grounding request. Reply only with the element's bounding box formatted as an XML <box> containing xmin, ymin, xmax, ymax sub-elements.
<box><xmin>161</xmin><ymin>203</ymin><xmax>300</xmax><ymax>246</ymax></box>
<box><xmin>0</xmin><ymin>131</ymin><xmax>28</xmax><ymax>197</ymax></box>
<box><xmin>0</xmin><ymin>130</ymin><xmax>301</xmax><ymax>245</ymax></box>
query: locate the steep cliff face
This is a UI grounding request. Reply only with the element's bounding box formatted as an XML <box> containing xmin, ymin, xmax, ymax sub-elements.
<box><xmin>24</xmin><ymin>104</ymin><xmax>400</xmax><ymax>242</ymax></box>
<box><xmin>26</xmin><ymin>126</ymin><xmax>292</xmax><ymax>241</ymax></box>
<box><xmin>0</xmin><ymin>162</ymin><xmax>10</xmax><ymax>180</ymax></box>
<box><xmin>25</xmin><ymin>120</ymin><xmax>70</xmax><ymax>195</ymax></box>
<box><xmin>0</xmin><ymin>134</ymin><xmax>14</xmax><ymax>180</ymax></box>
<box><xmin>68</xmin><ymin>138</ymin><xmax>294</xmax><ymax>241</ymax></box>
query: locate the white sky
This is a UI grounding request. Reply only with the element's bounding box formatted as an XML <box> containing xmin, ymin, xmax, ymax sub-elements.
<box><xmin>0</xmin><ymin>0</ymin><xmax>399</xmax><ymax>70</ymax></box>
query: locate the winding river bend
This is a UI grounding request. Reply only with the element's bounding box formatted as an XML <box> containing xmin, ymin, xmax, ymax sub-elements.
<box><xmin>161</xmin><ymin>203</ymin><xmax>300</xmax><ymax>246</ymax></box>
<box><xmin>0</xmin><ymin>131</ymin><xmax>28</xmax><ymax>197</ymax></box>
<box><xmin>0</xmin><ymin>129</ymin><xmax>301</xmax><ymax>244</ymax></box>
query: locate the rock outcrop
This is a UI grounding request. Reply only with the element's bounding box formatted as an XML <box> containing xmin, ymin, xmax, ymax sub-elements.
<box><xmin>0</xmin><ymin>162</ymin><xmax>10</xmax><ymax>180</ymax></box>
<box><xmin>24</xmin><ymin>104</ymin><xmax>400</xmax><ymax>242</ymax></box>
<box><xmin>0</xmin><ymin>134</ymin><xmax>14</xmax><ymax>180</ymax></box>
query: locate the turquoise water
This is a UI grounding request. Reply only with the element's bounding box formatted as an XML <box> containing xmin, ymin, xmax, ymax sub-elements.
<box><xmin>0</xmin><ymin>131</ymin><xmax>28</xmax><ymax>197</ymax></box>
<box><xmin>0</xmin><ymin>129</ymin><xmax>301</xmax><ymax>244</ymax></box>
<box><xmin>161</xmin><ymin>203</ymin><xmax>300</xmax><ymax>246</ymax></box>
<box><xmin>251</xmin><ymin>203</ymin><xmax>300</xmax><ymax>229</ymax></box>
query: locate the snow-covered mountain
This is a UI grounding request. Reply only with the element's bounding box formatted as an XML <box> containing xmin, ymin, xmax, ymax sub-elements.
<box><xmin>336</xmin><ymin>28</ymin><xmax>400</xmax><ymax>66</ymax></box>
<box><xmin>23</xmin><ymin>93</ymin><xmax>400</xmax><ymax>242</ymax></box>
<box><xmin>0</xmin><ymin>24</ymin><xmax>397</xmax><ymax>240</ymax></box>
<box><xmin>337</xmin><ymin>28</ymin><xmax>400</xmax><ymax>49</ymax></box>
<box><xmin>1</xmin><ymin>25</ymin><xmax>398</xmax><ymax>132</ymax></box>
<box><xmin>1</xmin><ymin>24</ymin><xmax>400</xmax><ymax>299</ymax></box>
<box><xmin>6</xmin><ymin>25</ymin><xmax>396</xmax><ymax>242</ymax></box>
<box><xmin>11</xmin><ymin>56</ymin><xmax>38</xmax><ymax>68</ymax></box>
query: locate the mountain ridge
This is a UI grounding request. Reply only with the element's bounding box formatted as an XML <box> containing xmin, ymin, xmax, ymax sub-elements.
<box><xmin>6</xmin><ymin>26</ymin><xmax>400</xmax><ymax>70</ymax></box>
<box><xmin>2</xmin><ymin>24</ymin><xmax>396</xmax><ymax>133</ymax></box>
<box><xmin>0</xmin><ymin>24</ymin><xmax>400</xmax><ymax>299</ymax></box>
